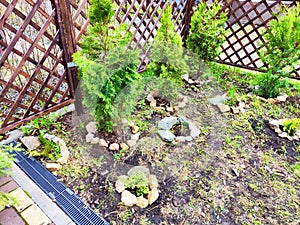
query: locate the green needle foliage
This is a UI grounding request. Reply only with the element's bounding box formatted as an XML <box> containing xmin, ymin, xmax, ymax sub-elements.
<box><xmin>283</xmin><ymin>118</ymin><xmax>300</xmax><ymax>136</ymax></box>
<box><xmin>73</xmin><ymin>0</ymin><xmax>141</xmax><ymax>132</ymax></box>
<box><xmin>254</xmin><ymin>3</ymin><xmax>300</xmax><ymax>98</ymax></box>
<box><xmin>124</xmin><ymin>172</ymin><xmax>149</xmax><ymax>197</ymax></box>
<box><xmin>147</xmin><ymin>4</ymin><xmax>187</xmax><ymax>84</ymax></box>
<box><xmin>186</xmin><ymin>1</ymin><xmax>228</xmax><ymax>61</ymax></box>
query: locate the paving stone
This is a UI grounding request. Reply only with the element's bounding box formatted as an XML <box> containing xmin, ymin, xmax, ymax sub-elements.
<box><xmin>0</xmin><ymin>176</ymin><xmax>12</xmax><ymax>186</ymax></box>
<box><xmin>0</xmin><ymin>207</ymin><xmax>25</xmax><ymax>225</ymax></box>
<box><xmin>10</xmin><ymin>188</ymin><xmax>33</xmax><ymax>212</ymax></box>
<box><xmin>21</xmin><ymin>204</ymin><xmax>51</xmax><ymax>225</ymax></box>
<box><xmin>0</xmin><ymin>180</ymin><xmax>18</xmax><ymax>193</ymax></box>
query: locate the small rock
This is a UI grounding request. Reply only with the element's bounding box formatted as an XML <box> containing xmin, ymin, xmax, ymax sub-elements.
<box><xmin>158</xmin><ymin>116</ymin><xmax>178</xmax><ymax>130</ymax></box>
<box><xmin>86</xmin><ymin>122</ymin><xmax>98</xmax><ymax>134</ymax></box>
<box><xmin>269</xmin><ymin>120</ymin><xmax>280</xmax><ymax>129</ymax></box>
<box><xmin>181</xmin><ymin>74</ymin><xmax>189</xmax><ymax>82</ymax></box>
<box><xmin>278</xmin><ymin>132</ymin><xmax>288</xmax><ymax>138</ymax></box>
<box><xmin>115</xmin><ymin>176</ymin><xmax>127</xmax><ymax>193</ymax></box>
<box><xmin>188</xmin><ymin>79</ymin><xmax>195</xmax><ymax>84</ymax></box>
<box><xmin>238</xmin><ymin>102</ymin><xmax>246</xmax><ymax>108</ymax></box>
<box><xmin>209</xmin><ymin>95</ymin><xmax>225</xmax><ymax>105</ymax></box>
<box><xmin>109</xmin><ymin>143</ymin><xmax>120</xmax><ymax>151</ymax></box>
<box><xmin>231</xmin><ymin>107</ymin><xmax>239</xmax><ymax>114</ymax></box>
<box><xmin>185</xmin><ymin>136</ymin><xmax>193</xmax><ymax>142</ymax></box>
<box><xmin>239</xmin><ymin>108</ymin><xmax>246</xmax><ymax>113</ymax></box>
<box><xmin>189</xmin><ymin>122</ymin><xmax>200</xmax><ymax>138</ymax></box>
<box><xmin>86</xmin><ymin>133</ymin><xmax>94</xmax><ymax>143</ymax></box>
<box><xmin>276</xmin><ymin>93</ymin><xmax>288</xmax><ymax>102</ymax></box>
<box><xmin>128</xmin><ymin>166</ymin><xmax>150</xmax><ymax>177</ymax></box>
<box><xmin>120</xmin><ymin>143</ymin><xmax>129</xmax><ymax>150</ymax></box>
<box><xmin>153</xmin><ymin>106</ymin><xmax>165</xmax><ymax>111</ymax></box>
<box><xmin>121</xmin><ymin>190</ymin><xmax>138</xmax><ymax>206</ymax></box>
<box><xmin>173</xmin><ymin>106</ymin><xmax>179</xmax><ymax>111</ymax></box>
<box><xmin>45</xmin><ymin>163</ymin><xmax>62</xmax><ymax>172</ymax></box>
<box><xmin>158</xmin><ymin>130</ymin><xmax>176</xmax><ymax>142</ymax></box>
<box><xmin>275</xmin><ymin>128</ymin><xmax>283</xmax><ymax>134</ymax></box>
<box><xmin>91</xmin><ymin>137</ymin><xmax>100</xmax><ymax>144</ymax></box>
<box><xmin>57</xmin><ymin>145</ymin><xmax>69</xmax><ymax>164</ymax></box>
<box><xmin>20</xmin><ymin>136</ymin><xmax>41</xmax><ymax>150</ymax></box>
<box><xmin>166</xmin><ymin>107</ymin><xmax>174</xmax><ymax>112</ymax></box>
<box><xmin>148</xmin><ymin>175</ymin><xmax>158</xmax><ymax>189</ymax></box>
<box><xmin>175</xmin><ymin>136</ymin><xmax>186</xmax><ymax>143</ymax></box>
<box><xmin>146</xmin><ymin>93</ymin><xmax>155</xmax><ymax>102</ymax></box>
<box><xmin>216</xmin><ymin>103</ymin><xmax>230</xmax><ymax>113</ymax></box>
<box><xmin>99</xmin><ymin>139</ymin><xmax>109</xmax><ymax>147</ymax></box>
<box><xmin>131</xmin><ymin>125</ymin><xmax>139</xmax><ymax>134</ymax></box>
<box><xmin>137</xmin><ymin>196</ymin><xmax>149</xmax><ymax>208</ymax></box>
<box><xmin>127</xmin><ymin>139</ymin><xmax>137</xmax><ymax>147</ymax></box>
<box><xmin>150</xmin><ymin>100</ymin><xmax>157</xmax><ymax>108</ymax></box>
<box><xmin>148</xmin><ymin>187</ymin><xmax>159</xmax><ymax>205</ymax></box>
<box><xmin>1</xmin><ymin>129</ymin><xmax>24</xmax><ymax>145</ymax></box>
<box><xmin>287</xmin><ymin>136</ymin><xmax>294</xmax><ymax>141</ymax></box>
<box><xmin>131</xmin><ymin>133</ymin><xmax>140</xmax><ymax>141</ymax></box>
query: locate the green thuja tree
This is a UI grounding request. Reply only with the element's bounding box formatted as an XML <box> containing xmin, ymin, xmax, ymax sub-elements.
<box><xmin>254</xmin><ymin>3</ymin><xmax>300</xmax><ymax>98</ymax></box>
<box><xmin>147</xmin><ymin>4</ymin><xmax>187</xmax><ymax>84</ymax></box>
<box><xmin>186</xmin><ymin>1</ymin><xmax>228</xmax><ymax>61</ymax></box>
<box><xmin>73</xmin><ymin>0</ymin><xmax>140</xmax><ymax>132</ymax></box>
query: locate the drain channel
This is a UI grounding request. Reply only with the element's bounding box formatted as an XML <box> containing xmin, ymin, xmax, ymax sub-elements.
<box><xmin>7</xmin><ymin>141</ymin><xmax>109</xmax><ymax>225</ymax></box>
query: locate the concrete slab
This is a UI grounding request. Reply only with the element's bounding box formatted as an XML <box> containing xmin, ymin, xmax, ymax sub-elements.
<box><xmin>0</xmin><ymin>207</ymin><xmax>25</xmax><ymax>225</ymax></box>
<box><xmin>11</xmin><ymin>164</ymin><xmax>76</xmax><ymax>225</ymax></box>
<box><xmin>0</xmin><ymin>176</ymin><xmax>12</xmax><ymax>186</ymax></box>
<box><xmin>0</xmin><ymin>179</ymin><xmax>19</xmax><ymax>192</ymax></box>
<box><xmin>21</xmin><ymin>204</ymin><xmax>51</xmax><ymax>225</ymax></box>
<box><xmin>9</xmin><ymin>188</ymin><xmax>34</xmax><ymax>212</ymax></box>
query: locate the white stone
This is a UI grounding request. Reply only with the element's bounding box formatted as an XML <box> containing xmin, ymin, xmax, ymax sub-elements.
<box><xmin>56</xmin><ymin>145</ymin><xmax>69</xmax><ymax>164</ymax></box>
<box><xmin>131</xmin><ymin>125</ymin><xmax>139</xmax><ymax>134</ymax></box>
<box><xmin>188</xmin><ymin>79</ymin><xmax>195</xmax><ymax>84</ymax></box>
<box><xmin>115</xmin><ymin>177</ymin><xmax>126</xmax><ymax>193</ymax></box>
<box><xmin>20</xmin><ymin>136</ymin><xmax>41</xmax><ymax>150</ymax></box>
<box><xmin>121</xmin><ymin>190</ymin><xmax>138</xmax><ymax>206</ymax></box>
<box><xmin>150</xmin><ymin>100</ymin><xmax>157</xmax><ymax>108</ymax></box>
<box><xmin>85</xmin><ymin>122</ymin><xmax>98</xmax><ymax>134</ymax></box>
<box><xmin>45</xmin><ymin>163</ymin><xmax>62</xmax><ymax>172</ymax></box>
<box><xmin>136</xmin><ymin>196</ymin><xmax>148</xmax><ymax>208</ymax></box>
<box><xmin>278</xmin><ymin>132</ymin><xmax>288</xmax><ymax>138</ymax></box>
<box><xmin>239</xmin><ymin>108</ymin><xmax>246</xmax><ymax>113</ymax></box>
<box><xmin>276</xmin><ymin>93</ymin><xmax>288</xmax><ymax>102</ymax></box>
<box><xmin>131</xmin><ymin>133</ymin><xmax>140</xmax><ymax>141</ymax></box>
<box><xmin>148</xmin><ymin>187</ymin><xmax>159</xmax><ymax>205</ymax></box>
<box><xmin>86</xmin><ymin>133</ymin><xmax>94</xmax><ymax>143</ymax></box>
<box><xmin>181</xmin><ymin>74</ymin><xmax>189</xmax><ymax>82</ymax></box>
<box><xmin>99</xmin><ymin>139</ymin><xmax>108</xmax><ymax>147</ymax></box>
<box><xmin>175</xmin><ymin>136</ymin><xmax>186</xmax><ymax>143</ymax></box>
<box><xmin>166</xmin><ymin>107</ymin><xmax>174</xmax><ymax>112</ymax></box>
<box><xmin>109</xmin><ymin>143</ymin><xmax>120</xmax><ymax>151</ymax></box>
<box><xmin>216</xmin><ymin>103</ymin><xmax>230</xmax><ymax>113</ymax></box>
<box><xmin>91</xmin><ymin>137</ymin><xmax>100</xmax><ymax>144</ymax></box>
<box><xmin>232</xmin><ymin>107</ymin><xmax>239</xmax><ymax>114</ymax></box>
<box><xmin>148</xmin><ymin>175</ymin><xmax>158</xmax><ymax>189</ymax></box>
<box><xmin>269</xmin><ymin>120</ymin><xmax>280</xmax><ymax>129</ymax></box>
<box><xmin>127</xmin><ymin>139</ymin><xmax>137</xmax><ymax>147</ymax></box>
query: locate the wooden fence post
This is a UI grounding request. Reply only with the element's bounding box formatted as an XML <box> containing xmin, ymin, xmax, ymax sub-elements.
<box><xmin>54</xmin><ymin>0</ymin><xmax>83</xmax><ymax>115</ymax></box>
<box><xmin>182</xmin><ymin>0</ymin><xmax>195</xmax><ymax>41</ymax></box>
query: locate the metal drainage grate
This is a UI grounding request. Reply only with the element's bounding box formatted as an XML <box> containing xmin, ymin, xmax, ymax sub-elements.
<box><xmin>7</xmin><ymin>141</ymin><xmax>109</xmax><ymax>225</ymax></box>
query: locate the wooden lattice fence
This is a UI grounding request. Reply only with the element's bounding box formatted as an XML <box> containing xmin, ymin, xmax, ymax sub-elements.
<box><xmin>0</xmin><ymin>0</ymin><xmax>299</xmax><ymax>134</ymax></box>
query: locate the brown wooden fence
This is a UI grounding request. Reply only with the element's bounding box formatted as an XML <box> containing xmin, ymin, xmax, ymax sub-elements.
<box><xmin>0</xmin><ymin>0</ymin><xmax>299</xmax><ymax>134</ymax></box>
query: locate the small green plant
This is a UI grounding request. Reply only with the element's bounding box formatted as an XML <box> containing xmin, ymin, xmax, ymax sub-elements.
<box><xmin>283</xmin><ymin>118</ymin><xmax>300</xmax><ymax>136</ymax></box>
<box><xmin>124</xmin><ymin>172</ymin><xmax>149</xmax><ymax>197</ymax></box>
<box><xmin>147</xmin><ymin>4</ymin><xmax>187</xmax><ymax>84</ymax></box>
<box><xmin>225</xmin><ymin>87</ymin><xmax>238</xmax><ymax>106</ymax></box>
<box><xmin>291</xmin><ymin>162</ymin><xmax>300</xmax><ymax>178</ymax></box>
<box><xmin>186</xmin><ymin>1</ymin><xmax>228</xmax><ymax>61</ymax></box>
<box><xmin>73</xmin><ymin>0</ymin><xmax>141</xmax><ymax>132</ymax></box>
<box><xmin>254</xmin><ymin>3</ymin><xmax>300</xmax><ymax>98</ymax></box>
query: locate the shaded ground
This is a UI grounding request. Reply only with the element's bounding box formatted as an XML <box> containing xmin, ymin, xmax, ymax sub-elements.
<box><xmin>50</xmin><ymin>67</ymin><xmax>300</xmax><ymax>225</ymax></box>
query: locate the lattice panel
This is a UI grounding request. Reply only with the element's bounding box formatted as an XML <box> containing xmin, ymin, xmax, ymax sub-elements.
<box><xmin>218</xmin><ymin>0</ymin><xmax>300</xmax><ymax>76</ymax></box>
<box><xmin>0</xmin><ymin>0</ymin><xmax>77</xmax><ymax>133</ymax></box>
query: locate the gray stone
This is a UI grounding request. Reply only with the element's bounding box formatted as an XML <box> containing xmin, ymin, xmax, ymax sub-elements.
<box><xmin>121</xmin><ymin>190</ymin><xmax>137</xmax><ymax>207</ymax></box>
<box><xmin>209</xmin><ymin>95</ymin><xmax>225</xmax><ymax>105</ymax></box>
<box><xmin>178</xmin><ymin>116</ymin><xmax>189</xmax><ymax>124</ymax></box>
<box><xmin>216</xmin><ymin>103</ymin><xmax>230</xmax><ymax>113</ymax></box>
<box><xmin>181</xmin><ymin>74</ymin><xmax>189</xmax><ymax>82</ymax></box>
<box><xmin>148</xmin><ymin>187</ymin><xmax>159</xmax><ymax>205</ymax></box>
<box><xmin>158</xmin><ymin>116</ymin><xmax>178</xmax><ymax>130</ymax></box>
<box><xmin>91</xmin><ymin>137</ymin><xmax>100</xmax><ymax>144</ymax></box>
<box><xmin>232</xmin><ymin>107</ymin><xmax>239</xmax><ymax>114</ymax></box>
<box><xmin>85</xmin><ymin>133</ymin><xmax>94</xmax><ymax>143</ymax></box>
<box><xmin>85</xmin><ymin>122</ymin><xmax>98</xmax><ymax>134</ymax></box>
<box><xmin>99</xmin><ymin>139</ymin><xmax>108</xmax><ymax>147</ymax></box>
<box><xmin>185</xmin><ymin>136</ymin><xmax>193</xmax><ymax>142</ymax></box>
<box><xmin>0</xmin><ymin>129</ymin><xmax>24</xmax><ymax>145</ymax></box>
<box><xmin>189</xmin><ymin>122</ymin><xmax>200</xmax><ymax>138</ymax></box>
<box><xmin>115</xmin><ymin>176</ymin><xmax>127</xmax><ymax>193</ymax></box>
<box><xmin>276</xmin><ymin>93</ymin><xmax>288</xmax><ymax>102</ymax></box>
<box><xmin>128</xmin><ymin>166</ymin><xmax>150</xmax><ymax>177</ymax></box>
<box><xmin>158</xmin><ymin>130</ymin><xmax>176</xmax><ymax>142</ymax></box>
<box><xmin>131</xmin><ymin>133</ymin><xmax>140</xmax><ymax>141</ymax></box>
<box><xmin>127</xmin><ymin>139</ymin><xmax>137</xmax><ymax>147</ymax></box>
<box><xmin>20</xmin><ymin>136</ymin><xmax>41</xmax><ymax>150</ymax></box>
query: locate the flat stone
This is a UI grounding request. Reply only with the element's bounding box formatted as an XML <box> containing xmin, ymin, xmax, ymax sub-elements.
<box><xmin>91</xmin><ymin>137</ymin><xmax>100</xmax><ymax>144</ymax></box>
<box><xmin>189</xmin><ymin>122</ymin><xmax>200</xmax><ymax>138</ymax></box>
<box><xmin>148</xmin><ymin>175</ymin><xmax>158</xmax><ymax>189</ymax></box>
<box><xmin>188</xmin><ymin>79</ymin><xmax>195</xmax><ymax>84</ymax></box>
<box><xmin>120</xmin><ymin>143</ymin><xmax>129</xmax><ymax>150</ymax></box>
<box><xmin>275</xmin><ymin>128</ymin><xmax>283</xmax><ymax>134</ymax></box>
<box><xmin>278</xmin><ymin>132</ymin><xmax>288</xmax><ymax>138</ymax></box>
<box><xmin>131</xmin><ymin>125</ymin><xmax>139</xmax><ymax>134</ymax></box>
<box><xmin>150</xmin><ymin>100</ymin><xmax>157</xmax><ymax>108</ymax></box>
<box><xmin>20</xmin><ymin>136</ymin><xmax>40</xmax><ymax>150</ymax></box>
<box><xmin>216</xmin><ymin>103</ymin><xmax>230</xmax><ymax>113</ymax></box>
<box><xmin>148</xmin><ymin>187</ymin><xmax>159</xmax><ymax>205</ymax></box>
<box><xmin>158</xmin><ymin>130</ymin><xmax>176</xmax><ymax>142</ymax></box>
<box><xmin>127</xmin><ymin>139</ymin><xmax>137</xmax><ymax>147</ymax></box>
<box><xmin>0</xmin><ymin>208</ymin><xmax>25</xmax><ymax>225</ymax></box>
<box><xmin>239</xmin><ymin>108</ymin><xmax>246</xmax><ymax>113</ymax></box>
<box><xmin>45</xmin><ymin>163</ymin><xmax>62</xmax><ymax>172</ymax></box>
<box><xmin>136</xmin><ymin>196</ymin><xmax>148</xmax><ymax>208</ymax></box>
<box><xmin>115</xmin><ymin>176</ymin><xmax>127</xmax><ymax>193</ymax></box>
<box><xmin>121</xmin><ymin>190</ymin><xmax>137</xmax><ymax>207</ymax></box>
<box><xmin>128</xmin><ymin>166</ymin><xmax>150</xmax><ymax>177</ymax></box>
<box><xmin>56</xmin><ymin>144</ymin><xmax>69</xmax><ymax>164</ymax></box>
<box><xmin>21</xmin><ymin>204</ymin><xmax>51</xmax><ymax>225</ymax></box>
<box><xmin>166</xmin><ymin>107</ymin><xmax>174</xmax><ymax>112</ymax></box>
<box><xmin>185</xmin><ymin>136</ymin><xmax>193</xmax><ymax>142</ymax></box>
<box><xmin>85</xmin><ymin>133</ymin><xmax>94</xmax><ymax>143</ymax></box>
<box><xmin>99</xmin><ymin>139</ymin><xmax>108</xmax><ymax>147</ymax></box>
<box><xmin>10</xmin><ymin>188</ymin><xmax>34</xmax><ymax>212</ymax></box>
<box><xmin>232</xmin><ymin>107</ymin><xmax>239</xmax><ymax>114</ymax></box>
<box><xmin>175</xmin><ymin>136</ymin><xmax>186</xmax><ymax>143</ymax></box>
<box><xmin>85</xmin><ymin>122</ymin><xmax>98</xmax><ymax>134</ymax></box>
<box><xmin>276</xmin><ymin>93</ymin><xmax>288</xmax><ymax>102</ymax></box>
<box><xmin>209</xmin><ymin>95</ymin><xmax>225</xmax><ymax>105</ymax></box>
<box><xmin>130</xmin><ymin>133</ymin><xmax>140</xmax><ymax>141</ymax></box>
<box><xmin>269</xmin><ymin>120</ymin><xmax>280</xmax><ymax>129</ymax></box>
<box><xmin>0</xmin><ymin>129</ymin><xmax>24</xmax><ymax>145</ymax></box>
<box><xmin>181</xmin><ymin>74</ymin><xmax>189</xmax><ymax>82</ymax></box>
<box><xmin>158</xmin><ymin>116</ymin><xmax>178</xmax><ymax>130</ymax></box>
<box><xmin>109</xmin><ymin>143</ymin><xmax>120</xmax><ymax>151</ymax></box>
